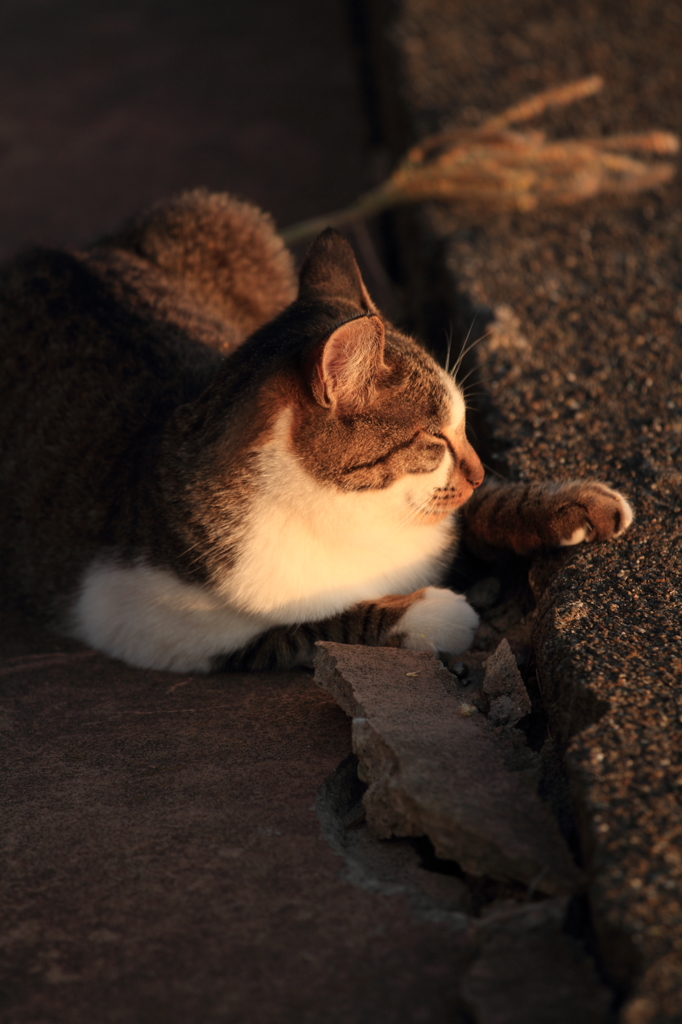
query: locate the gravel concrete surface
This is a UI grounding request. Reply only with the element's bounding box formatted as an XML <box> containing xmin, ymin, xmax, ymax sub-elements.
<box><xmin>369</xmin><ymin>1</ymin><xmax>682</xmax><ymax>1020</ymax></box>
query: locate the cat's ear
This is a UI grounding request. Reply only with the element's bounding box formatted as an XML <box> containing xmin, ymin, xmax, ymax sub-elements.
<box><xmin>311</xmin><ymin>312</ymin><xmax>386</xmax><ymax>413</ymax></box>
<box><xmin>298</xmin><ymin>229</ymin><xmax>375</xmax><ymax>311</ymax></box>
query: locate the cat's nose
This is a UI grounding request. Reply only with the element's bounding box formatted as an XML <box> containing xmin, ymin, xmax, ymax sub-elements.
<box><xmin>438</xmin><ymin>426</ymin><xmax>484</xmax><ymax>489</ymax></box>
<box><xmin>461</xmin><ymin>445</ymin><xmax>484</xmax><ymax>488</ymax></box>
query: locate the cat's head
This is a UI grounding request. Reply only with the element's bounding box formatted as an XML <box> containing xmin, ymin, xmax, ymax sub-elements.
<box><xmin>271</xmin><ymin>230</ymin><xmax>484</xmax><ymax>523</ymax></box>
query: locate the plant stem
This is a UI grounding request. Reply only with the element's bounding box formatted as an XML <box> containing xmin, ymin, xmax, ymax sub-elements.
<box><xmin>279</xmin><ymin>183</ymin><xmax>397</xmax><ymax>245</ymax></box>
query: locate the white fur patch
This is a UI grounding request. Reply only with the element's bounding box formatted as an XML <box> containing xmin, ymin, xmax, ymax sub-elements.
<box><xmin>442</xmin><ymin>371</ymin><xmax>467</xmax><ymax>428</ymax></box>
<box><xmin>613</xmin><ymin>492</ymin><xmax>634</xmax><ymax>535</ymax></box>
<box><xmin>560</xmin><ymin>526</ymin><xmax>589</xmax><ymax>547</ymax></box>
<box><xmin>71</xmin><ymin>562</ymin><xmax>269</xmax><ymax>672</ymax></box>
<box><xmin>389</xmin><ymin>586</ymin><xmax>479</xmax><ymax>656</ymax></box>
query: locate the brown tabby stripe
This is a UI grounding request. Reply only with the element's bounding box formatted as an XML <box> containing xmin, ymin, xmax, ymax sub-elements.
<box><xmin>211</xmin><ymin>591</ymin><xmax>426</xmax><ymax>672</ymax></box>
<box><xmin>461</xmin><ymin>479</ymin><xmax>628</xmax><ymax>556</ymax></box>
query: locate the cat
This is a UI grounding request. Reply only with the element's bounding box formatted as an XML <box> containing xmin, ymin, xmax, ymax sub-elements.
<box><xmin>0</xmin><ymin>189</ymin><xmax>633</xmax><ymax>672</ymax></box>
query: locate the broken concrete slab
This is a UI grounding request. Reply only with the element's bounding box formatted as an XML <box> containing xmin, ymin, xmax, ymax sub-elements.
<box><xmin>319</xmin><ymin>752</ymin><xmax>612</xmax><ymax>1024</ymax></box>
<box><xmin>366</xmin><ymin>0</ymin><xmax>682</xmax><ymax>1015</ymax></box>
<box><xmin>482</xmin><ymin>638</ymin><xmax>532</xmax><ymax>727</ymax></box>
<box><xmin>317</xmin><ymin>752</ymin><xmax>474</xmax><ymax>926</ymax></box>
<box><xmin>314</xmin><ymin>642</ymin><xmax>581</xmax><ymax>896</ymax></box>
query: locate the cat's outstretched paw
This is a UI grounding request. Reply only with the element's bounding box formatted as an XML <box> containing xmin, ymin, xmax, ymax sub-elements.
<box><xmin>554</xmin><ymin>482</ymin><xmax>634</xmax><ymax>547</ymax></box>
<box><xmin>390</xmin><ymin>586</ymin><xmax>479</xmax><ymax>656</ymax></box>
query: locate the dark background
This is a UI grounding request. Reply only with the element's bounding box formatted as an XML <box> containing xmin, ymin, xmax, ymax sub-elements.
<box><xmin>0</xmin><ymin>0</ymin><xmax>372</xmax><ymax>258</ymax></box>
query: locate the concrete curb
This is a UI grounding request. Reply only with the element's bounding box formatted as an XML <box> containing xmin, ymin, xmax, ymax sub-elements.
<box><xmin>366</xmin><ymin>1</ymin><xmax>682</xmax><ymax>1018</ymax></box>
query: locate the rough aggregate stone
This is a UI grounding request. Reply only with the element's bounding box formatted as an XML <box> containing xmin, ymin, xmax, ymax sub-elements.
<box><xmin>314</xmin><ymin>641</ymin><xmax>582</xmax><ymax>895</ymax></box>
<box><xmin>482</xmin><ymin>638</ymin><xmax>532</xmax><ymax>727</ymax></box>
<box><xmin>369</xmin><ymin>0</ymin><xmax>682</xmax><ymax>1016</ymax></box>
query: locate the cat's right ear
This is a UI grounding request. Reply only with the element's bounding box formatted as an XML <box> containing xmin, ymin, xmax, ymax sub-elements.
<box><xmin>298</xmin><ymin>229</ymin><xmax>375</xmax><ymax>311</ymax></box>
<box><xmin>310</xmin><ymin>313</ymin><xmax>386</xmax><ymax>413</ymax></box>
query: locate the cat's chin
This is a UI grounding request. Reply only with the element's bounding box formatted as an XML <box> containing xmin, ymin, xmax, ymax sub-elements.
<box><xmin>413</xmin><ymin>489</ymin><xmax>476</xmax><ymax>523</ymax></box>
<box><xmin>413</xmin><ymin>508</ymin><xmax>456</xmax><ymax>526</ymax></box>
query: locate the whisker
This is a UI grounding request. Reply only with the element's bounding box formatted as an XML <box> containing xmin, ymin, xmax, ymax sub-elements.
<box><xmin>456</xmin><ymin>361</ymin><xmax>496</xmax><ymax>390</ymax></box>
<box><xmin>451</xmin><ymin>313</ymin><xmax>479</xmax><ymax>376</ymax></box>
<box><xmin>454</xmin><ymin>364</ymin><xmax>485</xmax><ymax>387</ymax></box>
<box><xmin>450</xmin><ymin>325</ymin><xmax>491</xmax><ymax>379</ymax></box>
<box><xmin>393</xmin><ymin>505</ymin><xmax>424</xmax><ymax>532</ymax></box>
<box><xmin>443</xmin><ymin>324</ymin><xmax>454</xmax><ymax>374</ymax></box>
<box><xmin>450</xmin><ymin>330</ymin><xmax>494</xmax><ymax>381</ymax></box>
<box><xmin>461</xmin><ymin>381</ymin><xmax>496</xmax><ymax>399</ymax></box>
<box><xmin>462</xmin><ymin>383</ymin><xmax>496</xmax><ymax>400</ymax></box>
<box><xmin>481</xmin><ymin>460</ymin><xmax>509</xmax><ymax>481</ymax></box>
<box><xmin>383</xmin><ymin>496</ymin><xmax>427</xmax><ymax>537</ymax></box>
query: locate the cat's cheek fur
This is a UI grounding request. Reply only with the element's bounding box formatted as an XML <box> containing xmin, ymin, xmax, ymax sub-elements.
<box><xmin>390</xmin><ymin>586</ymin><xmax>479</xmax><ymax>656</ymax></box>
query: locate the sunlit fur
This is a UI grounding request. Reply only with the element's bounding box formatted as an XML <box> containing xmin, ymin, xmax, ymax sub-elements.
<box><xmin>73</xmin><ymin>377</ymin><xmax>475</xmax><ymax>671</ymax></box>
<box><xmin>0</xmin><ymin>192</ymin><xmax>633</xmax><ymax>673</ymax></box>
<box><xmin>71</xmin><ymin>364</ymin><xmax>475</xmax><ymax>675</ymax></box>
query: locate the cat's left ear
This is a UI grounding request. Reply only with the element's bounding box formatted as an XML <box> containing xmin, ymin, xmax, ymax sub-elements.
<box><xmin>298</xmin><ymin>228</ymin><xmax>376</xmax><ymax>311</ymax></box>
<box><xmin>311</xmin><ymin>313</ymin><xmax>386</xmax><ymax>413</ymax></box>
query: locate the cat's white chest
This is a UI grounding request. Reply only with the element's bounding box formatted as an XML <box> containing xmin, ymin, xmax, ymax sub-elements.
<box><xmin>220</xmin><ymin>416</ymin><xmax>454</xmax><ymax>621</ymax></box>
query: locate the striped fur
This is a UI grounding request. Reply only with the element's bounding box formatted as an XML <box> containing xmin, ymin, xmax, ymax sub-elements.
<box><xmin>214</xmin><ymin>587</ymin><xmax>479</xmax><ymax>672</ymax></box>
<box><xmin>213</xmin><ymin>591</ymin><xmax>426</xmax><ymax>671</ymax></box>
<box><xmin>461</xmin><ymin>480</ymin><xmax>633</xmax><ymax>557</ymax></box>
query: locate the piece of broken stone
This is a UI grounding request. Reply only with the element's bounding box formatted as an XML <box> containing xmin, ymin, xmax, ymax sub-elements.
<box><xmin>467</xmin><ymin>576</ymin><xmax>502</xmax><ymax>610</ymax></box>
<box><xmin>314</xmin><ymin>642</ymin><xmax>582</xmax><ymax>897</ymax></box>
<box><xmin>482</xmin><ymin>638</ymin><xmax>532</xmax><ymax>727</ymax></box>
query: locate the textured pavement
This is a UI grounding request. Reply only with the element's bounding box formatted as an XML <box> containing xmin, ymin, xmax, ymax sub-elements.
<box><xmin>370</xmin><ymin>1</ymin><xmax>682</xmax><ymax>1019</ymax></box>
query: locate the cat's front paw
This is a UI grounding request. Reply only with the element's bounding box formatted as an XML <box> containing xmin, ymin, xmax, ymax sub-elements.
<box><xmin>554</xmin><ymin>482</ymin><xmax>634</xmax><ymax>547</ymax></box>
<box><xmin>390</xmin><ymin>586</ymin><xmax>479</xmax><ymax>656</ymax></box>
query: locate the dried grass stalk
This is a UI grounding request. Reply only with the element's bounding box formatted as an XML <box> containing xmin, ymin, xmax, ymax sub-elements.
<box><xmin>280</xmin><ymin>76</ymin><xmax>679</xmax><ymax>245</ymax></box>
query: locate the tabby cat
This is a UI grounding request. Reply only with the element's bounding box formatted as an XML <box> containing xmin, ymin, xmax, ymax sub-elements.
<box><xmin>0</xmin><ymin>190</ymin><xmax>632</xmax><ymax>672</ymax></box>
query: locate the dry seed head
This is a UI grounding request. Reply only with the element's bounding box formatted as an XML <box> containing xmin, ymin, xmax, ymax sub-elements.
<box><xmin>280</xmin><ymin>76</ymin><xmax>679</xmax><ymax>245</ymax></box>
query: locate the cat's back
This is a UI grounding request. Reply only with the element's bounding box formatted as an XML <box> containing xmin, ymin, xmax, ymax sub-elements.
<box><xmin>0</xmin><ymin>244</ymin><xmax>217</xmax><ymax>477</ymax></box>
<box><xmin>0</xmin><ymin>244</ymin><xmax>219</xmax><ymax>610</ymax></box>
<box><xmin>0</xmin><ymin>190</ymin><xmax>296</xmax><ymax>613</ymax></box>
<box><xmin>0</xmin><ymin>189</ymin><xmax>297</xmax><ymax>431</ymax></box>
